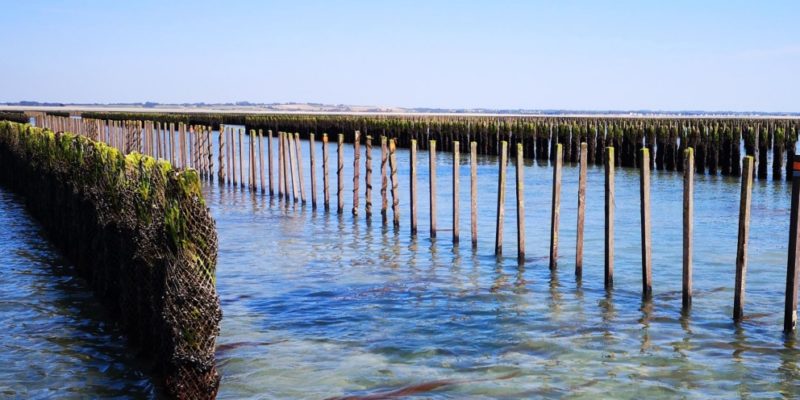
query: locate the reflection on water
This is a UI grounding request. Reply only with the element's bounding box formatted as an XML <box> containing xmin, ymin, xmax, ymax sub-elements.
<box><xmin>212</xmin><ymin>136</ymin><xmax>800</xmax><ymax>398</ymax></box>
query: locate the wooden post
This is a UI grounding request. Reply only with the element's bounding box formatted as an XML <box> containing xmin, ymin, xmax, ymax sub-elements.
<box><xmin>322</xmin><ymin>133</ymin><xmax>330</xmax><ymax>211</ymax></box>
<box><xmin>429</xmin><ymin>140</ymin><xmax>437</xmax><ymax>238</ymax></box>
<box><xmin>268</xmin><ymin>130</ymin><xmax>274</xmax><ymax>196</ymax></box>
<box><xmin>309</xmin><ymin>133</ymin><xmax>317</xmax><ymax>209</ymax></box>
<box><xmin>353</xmin><ymin>130</ymin><xmax>360</xmax><ymax>215</ymax></box>
<box><xmin>470</xmin><ymin>141</ymin><xmax>478</xmax><ymax>248</ymax></box>
<box><xmin>453</xmin><ymin>141</ymin><xmax>461</xmax><ymax>245</ymax></box>
<box><xmin>218</xmin><ymin>126</ymin><xmax>226</xmax><ymax>184</ymax></box>
<box><xmin>365</xmin><ymin>135</ymin><xmax>373</xmax><ymax>218</ymax></box>
<box><xmin>277</xmin><ymin>132</ymin><xmax>285</xmax><ymax>197</ymax></box>
<box><xmin>238</xmin><ymin>128</ymin><xmax>245</xmax><ymax>189</ymax></box>
<box><xmin>516</xmin><ymin>142</ymin><xmax>524</xmax><ymax>261</ymax></box>
<box><xmin>683</xmin><ymin>148</ymin><xmax>694</xmax><ymax>309</ymax></box>
<box><xmin>495</xmin><ymin>141</ymin><xmax>508</xmax><ymax>256</ymax></box>
<box><xmin>258</xmin><ymin>129</ymin><xmax>266</xmax><ymax>193</ymax></box>
<box><xmin>284</xmin><ymin>132</ymin><xmax>293</xmax><ymax>200</ymax></box>
<box><xmin>228</xmin><ymin>127</ymin><xmax>234</xmax><ymax>186</ymax></box>
<box><xmin>295</xmin><ymin>133</ymin><xmax>306</xmax><ymax>204</ymax></box>
<box><xmin>381</xmin><ymin>136</ymin><xmax>389</xmax><ymax>225</ymax></box>
<box><xmin>389</xmin><ymin>138</ymin><xmax>400</xmax><ymax>228</ymax></box>
<box><xmin>410</xmin><ymin>139</ymin><xmax>418</xmax><ymax>235</ymax></box>
<box><xmin>734</xmin><ymin>156</ymin><xmax>754</xmax><ymax>322</ymax></box>
<box><xmin>250</xmin><ymin>129</ymin><xmax>256</xmax><ymax>190</ymax></box>
<box><xmin>605</xmin><ymin>147</ymin><xmax>615</xmax><ymax>289</ymax></box>
<box><xmin>640</xmin><ymin>148</ymin><xmax>653</xmax><ymax>299</ymax></box>
<box><xmin>169</xmin><ymin>122</ymin><xmax>175</xmax><ymax>167</ymax></box>
<box><xmin>785</xmin><ymin>154</ymin><xmax>800</xmax><ymax>332</ymax></box>
<box><xmin>289</xmin><ymin>133</ymin><xmax>299</xmax><ymax>203</ymax></box>
<box><xmin>337</xmin><ymin>134</ymin><xmax>345</xmax><ymax>214</ymax></box>
<box><xmin>550</xmin><ymin>143</ymin><xmax>562</xmax><ymax>270</ymax></box>
<box><xmin>576</xmin><ymin>142</ymin><xmax>588</xmax><ymax>276</ymax></box>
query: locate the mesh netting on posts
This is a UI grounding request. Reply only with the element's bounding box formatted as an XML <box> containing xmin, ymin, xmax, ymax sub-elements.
<box><xmin>0</xmin><ymin>121</ymin><xmax>221</xmax><ymax>399</ymax></box>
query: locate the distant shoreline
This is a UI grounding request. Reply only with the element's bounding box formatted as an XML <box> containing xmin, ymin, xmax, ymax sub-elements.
<box><xmin>2</xmin><ymin>104</ymin><xmax>798</xmax><ymax>119</ymax></box>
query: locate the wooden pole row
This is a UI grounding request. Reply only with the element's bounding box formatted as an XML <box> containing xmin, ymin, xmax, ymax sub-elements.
<box><xmin>33</xmin><ymin>119</ymin><xmax>800</xmax><ymax>331</ymax></box>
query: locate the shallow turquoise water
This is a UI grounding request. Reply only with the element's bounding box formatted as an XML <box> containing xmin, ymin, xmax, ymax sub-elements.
<box><xmin>211</xmin><ymin>136</ymin><xmax>800</xmax><ymax>399</ymax></box>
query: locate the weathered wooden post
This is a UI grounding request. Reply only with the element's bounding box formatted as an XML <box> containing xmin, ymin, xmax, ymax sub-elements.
<box><xmin>576</xmin><ymin>142</ymin><xmax>587</xmax><ymax>276</ymax></box>
<box><xmin>289</xmin><ymin>133</ymin><xmax>299</xmax><ymax>203</ymax></box>
<box><xmin>410</xmin><ymin>139</ymin><xmax>418</xmax><ymax>235</ymax></box>
<box><xmin>381</xmin><ymin>136</ymin><xmax>389</xmax><ymax>225</ymax></box>
<box><xmin>785</xmin><ymin>155</ymin><xmax>800</xmax><ymax>332</ymax></box>
<box><xmin>429</xmin><ymin>140</ymin><xmax>438</xmax><ymax>238</ymax></box>
<box><xmin>322</xmin><ymin>133</ymin><xmax>330</xmax><ymax>211</ymax></box>
<box><xmin>337</xmin><ymin>134</ymin><xmax>345</xmax><ymax>214</ymax></box>
<box><xmin>453</xmin><ymin>141</ymin><xmax>461</xmax><ymax>245</ymax></box>
<box><xmin>605</xmin><ymin>147</ymin><xmax>615</xmax><ymax>289</ymax></box>
<box><xmin>734</xmin><ymin>156</ymin><xmax>754</xmax><ymax>322</ymax></box>
<box><xmin>268</xmin><ymin>130</ymin><xmax>274</xmax><ymax>196</ymax></box>
<box><xmin>389</xmin><ymin>138</ymin><xmax>400</xmax><ymax>228</ymax></box>
<box><xmin>238</xmin><ymin>128</ymin><xmax>244</xmax><ymax>189</ymax></box>
<box><xmin>277</xmin><ymin>132</ymin><xmax>285</xmax><ymax>198</ymax></box>
<box><xmin>309</xmin><ymin>133</ymin><xmax>317</xmax><ymax>209</ymax></box>
<box><xmin>283</xmin><ymin>132</ymin><xmax>292</xmax><ymax>200</ymax></box>
<box><xmin>169</xmin><ymin>122</ymin><xmax>175</xmax><ymax>167</ymax></box>
<box><xmin>550</xmin><ymin>143</ymin><xmax>563</xmax><ymax>270</ymax></box>
<box><xmin>353</xmin><ymin>130</ymin><xmax>360</xmax><ymax>215</ymax></box>
<box><xmin>258</xmin><ymin>129</ymin><xmax>266</xmax><ymax>193</ymax></box>
<box><xmin>294</xmin><ymin>133</ymin><xmax>306</xmax><ymax>204</ymax></box>
<box><xmin>640</xmin><ymin>148</ymin><xmax>652</xmax><ymax>299</ymax></box>
<box><xmin>218</xmin><ymin>126</ymin><xmax>226</xmax><ymax>184</ymax></box>
<box><xmin>516</xmin><ymin>142</ymin><xmax>525</xmax><ymax>261</ymax></box>
<box><xmin>683</xmin><ymin>148</ymin><xmax>694</xmax><ymax>309</ymax></box>
<box><xmin>470</xmin><ymin>141</ymin><xmax>478</xmax><ymax>248</ymax></box>
<box><xmin>250</xmin><ymin>129</ymin><xmax>256</xmax><ymax>190</ymax></box>
<box><xmin>365</xmin><ymin>135</ymin><xmax>373</xmax><ymax>218</ymax></box>
<box><xmin>236</xmin><ymin>128</ymin><xmax>244</xmax><ymax>189</ymax></box>
<box><xmin>495</xmin><ymin>141</ymin><xmax>508</xmax><ymax>256</ymax></box>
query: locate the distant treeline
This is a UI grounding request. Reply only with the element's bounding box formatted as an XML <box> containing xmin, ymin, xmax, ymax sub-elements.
<box><xmin>78</xmin><ymin>111</ymin><xmax>799</xmax><ymax>180</ymax></box>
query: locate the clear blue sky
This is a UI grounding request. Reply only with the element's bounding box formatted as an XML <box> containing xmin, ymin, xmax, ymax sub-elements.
<box><xmin>1</xmin><ymin>1</ymin><xmax>797</xmax><ymax>112</ymax></box>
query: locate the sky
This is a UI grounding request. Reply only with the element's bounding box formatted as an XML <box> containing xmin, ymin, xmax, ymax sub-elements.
<box><xmin>1</xmin><ymin>0</ymin><xmax>798</xmax><ymax>112</ymax></box>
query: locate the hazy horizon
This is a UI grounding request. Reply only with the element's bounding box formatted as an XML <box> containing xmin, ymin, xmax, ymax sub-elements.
<box><xmin>2</xmin><ymin>1</ymin><xmax>798</xmax><ymax>112</ymax></box>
